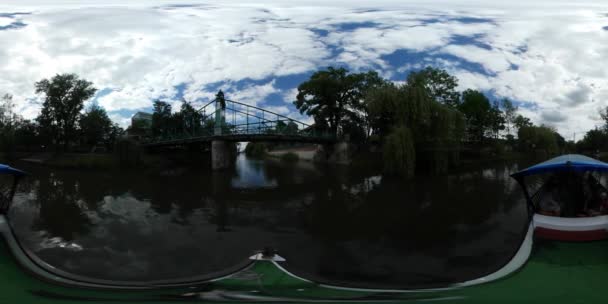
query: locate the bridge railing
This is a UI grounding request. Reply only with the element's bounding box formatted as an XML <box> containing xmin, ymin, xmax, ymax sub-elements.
<box><xmin>144</xmin><ymin>96</ymin><xmax>336</xmax><ymax>145</ymax></box>
<box><xmin>146</xmin><ymin>121</ymin><xmax>333</xmax><ymax>144</ymax></box>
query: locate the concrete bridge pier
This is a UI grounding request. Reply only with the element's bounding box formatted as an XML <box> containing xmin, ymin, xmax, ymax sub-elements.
<box><xmin>211</xmin><ymin>140</ymin><xmax>232</xmax><ymax>170</ymax></box>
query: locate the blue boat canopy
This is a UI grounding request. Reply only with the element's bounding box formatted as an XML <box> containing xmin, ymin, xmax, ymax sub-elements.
<box><xmin>0</xmin><ymin>164</ymin><xmax>25</xmax><ymax>176</ymax></box>
<box><xmin>511</xmin><ymin>154</ymin><xmax>608</xmax><ymax>179</ymax></box>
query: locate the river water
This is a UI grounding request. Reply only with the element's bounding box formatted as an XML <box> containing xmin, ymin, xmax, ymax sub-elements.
<box><xmin>7</xmin><ymin>154</ymin><xmax>529</xmax><ymax>289</ymax></box>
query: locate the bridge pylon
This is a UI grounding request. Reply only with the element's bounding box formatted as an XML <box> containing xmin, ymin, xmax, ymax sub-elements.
<box><xmin>214</xmin><ymin>90</ymin><xmax>226</xmax><ymax>136</ymax></box>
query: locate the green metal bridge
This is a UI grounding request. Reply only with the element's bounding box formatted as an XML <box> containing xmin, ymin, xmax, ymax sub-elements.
<box><xmin>143</xmin><ymin>94</ymin><xmax>335</xmax><ymax>147</ymax></box>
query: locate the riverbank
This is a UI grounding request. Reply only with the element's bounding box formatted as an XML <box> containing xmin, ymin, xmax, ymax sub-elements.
<box><xmin>19</xmin><ymin>153</ymin><xmax>118</xmax><ymax>170</ymax></box>
<box><xmin>266</xmin><ymin>145</ymin><xmax>318</xmax><ymax>161</ymax></box>
<box><xmin>16</xmin><ymin>152</ymin><xmax>177</xmax><ymax>171</ymax></box>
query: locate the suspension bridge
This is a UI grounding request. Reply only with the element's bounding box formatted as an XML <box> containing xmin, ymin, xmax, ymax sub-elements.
<box><xmin>142</xmin><ymin>93</ymin><xmax>338</xmax><ymax>169</ymax></box>
<box><xmin>143</xmin><ymin>95</ymin><xmax>335</xmax><ymax>148</ymax></box>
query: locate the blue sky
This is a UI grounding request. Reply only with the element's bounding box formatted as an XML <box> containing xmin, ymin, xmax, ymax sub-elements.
<box><xmin>1</xmin><ymin>0</ymin><xmax>608</xmax><ymax>137</ymax></box>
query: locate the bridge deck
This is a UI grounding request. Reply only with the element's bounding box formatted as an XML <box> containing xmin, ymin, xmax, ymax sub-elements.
<box><xmin>143</xmin><ymin>134</ymin><xmax>335</xmax><ymax>147</ymax></box>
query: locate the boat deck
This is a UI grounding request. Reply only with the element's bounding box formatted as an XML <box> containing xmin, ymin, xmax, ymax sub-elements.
<box><xmin>0</xmin><ymin>226</ymin><xmax>607</xmax><ymax>303</ymax></box>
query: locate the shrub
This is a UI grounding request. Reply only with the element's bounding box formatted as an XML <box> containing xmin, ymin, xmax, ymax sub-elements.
<box><xmin>245</xmin><ymin>142</ymin><xmax>267</xmax><ymax>158</ymax></box>
<box><xmin>280</xmin><ymin>152</ymin><xmax>299</xmax><ymax>162</ymax></box>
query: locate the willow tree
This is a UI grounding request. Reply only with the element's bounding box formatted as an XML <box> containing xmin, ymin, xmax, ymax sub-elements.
<box><xmin>366</xmin><ymin>82</ymin><xmax>465</xmax><ymax>177</ymax></box>
<box><xmin>383</xmin><ymin>126</ymin><xmax>416</xmax><ymax>178</ymax></box>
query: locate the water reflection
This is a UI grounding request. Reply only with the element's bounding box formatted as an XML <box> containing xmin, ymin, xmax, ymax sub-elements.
<box><xmin>8</xmin><ymin>155</ymin><xmax>527</xmax><ymax>288</ymax></box>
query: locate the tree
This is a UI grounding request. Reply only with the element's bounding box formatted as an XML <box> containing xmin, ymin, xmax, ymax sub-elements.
<box><xmin>177</xmin><ymin>100</ymin><xmax>203</xmax><ymax>135</ymax></box>
<box><xmin>106</xmin><ymin>124</ymin><xmax>124</xmax><ymax>150</ymax></box>
<box><xmin>406</xmin><ymin>67</ymin><xmax>460</xmax><ymax>107</ymax></box>
<box><xmin>600</xmin><ymin>106</ymin><xmax>608</xmax><ymax>131</ymax></box>
<box><xmin>365</xmin><ymin>83</ymin><xmax>400</xmax><ymax>137</ymax></box>
<box><xmin>0</xmin><ymin>93</ymin><xmax>17</xmax><ymax>129</ymax></box>
<box><xmin>578</xmin><ymin>128</ymin><xmax>608</xmax><ymax>152</ymax></box>
<box><xmin>458</xmin><ymin>89</ymin><xmax>492</xmax><ymax>142</ymax></box>
<box><xmin>487</xmin><ymin>100</ymin><xmax>505</xmax><ymax>139</ymax></box>
<box><xmin>517</xmin><ymin>125</ymin><xmax>559</xmax><ymax>156</ymax></box>
<box><xmin>14</xmin><ymin>120</ymin><xmax>39</xmax><ymax>151</ymax></box>
<box><xmin>294</xmin><ymin>67</ymin><xmax>385</xmax><ymax>140</ymax></box>
<box><xmin>0</xmin><ymin>94</ymin><xmax>18</xmax><ymax>153</ymax></box>
<box><xmin>366</xmin><ymin>80</ymin><xmax>465</xmax><ymax>176</ymax></box>
<box><xmin>513</xmin><ymin>114</ymin><xmax>532</xmax><ymax>132</ymax></box>
<box><xmin>35</xmin><ymin>74</ymin><xmax>97</xmax><ymax>150</ymax></box>
<box><xmin>151</xmin><ymin>100</ymin><xmax>172</xmax><ymax>137</ymax></box>
<box><xmin>383</xmin><ymin>126</ymin><xmax>416</xmax><ymax>178</ymax></box>
<box><xmin>502</xmin><ymin>98</ymin><xmax>517</xmax><ymax>137</ymax></box>
<box><xmin>79</xmin><ymin>103</ymin><xmax>113</xmax><ymax>149</ymax></box>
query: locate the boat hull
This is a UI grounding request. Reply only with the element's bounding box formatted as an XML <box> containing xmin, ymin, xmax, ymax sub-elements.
<box><xmin>533</xmin><ymin>214</ymin><xmax>608</xmax><ymax>241</ymax></box>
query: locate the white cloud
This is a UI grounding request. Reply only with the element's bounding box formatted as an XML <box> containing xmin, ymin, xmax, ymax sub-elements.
<box><xmin>281</xmin><ymin>88</ymin><xmax>299</xmax><ymax>104</ymax></box>
<box><xmin>1</xmin><ymin>0</ymin><xmax>608</xmax><ymax>137</ymax></box>
<box><xmin>0</xmin><ymin>17</ymin><xmax>13</xmax><ymax>27</ymax></box>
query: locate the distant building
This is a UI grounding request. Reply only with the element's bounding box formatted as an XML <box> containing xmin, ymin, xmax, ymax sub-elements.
<box><xmin>131</xmin><ymin>112</ymin><xmax>152</xmax><ymax>129</ymax></box>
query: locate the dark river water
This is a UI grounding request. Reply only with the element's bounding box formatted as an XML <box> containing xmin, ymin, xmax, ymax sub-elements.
<box><xmin>7</xmin><ymin>154</ymin><xmax>529</xmax><ymax>289</ymax></box>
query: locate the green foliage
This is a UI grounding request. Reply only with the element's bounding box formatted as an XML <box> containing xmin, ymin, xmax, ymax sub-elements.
<box><xmin>513</xmin><ymin>114</ymin><xmax>532</xmax><ymax>131</ymax></box>
<box><xmin>294</xmin><ymin>67</ymin><xmax>386</xmax><ymax>140</ymax></box>
<box><xmin>47</xmin><ymin>153</ymin><xmax>117</xmax><ymax>169</ymax></box>
<box><xmin>173</xmin><ymin>100</ymin><xmax>204</xmax><ymax>135</ymax></box>
<box><xmin>406</xmin><ymin>66</ymin><xmax>460</xmax><ymax>107</ymax></box>
<box><xmin>35</xmin><ymin>74</ymin><xmax>97</xmax><ymax>150</ymax></box>
<box><xmin>366</xmin><ymin>76</ymin><xmax>465</xmax><ymax>176</ymax></box>
<box><xmin>487</xmin><ymin>100</ymin><xmax>506</xmax><ymax>139</ymax></box>
<box><xmin>245</xmin><ymin>142</ymin><xmax>268</xmax><ymax>158</ymax></box>
<box><xmin>151</xmin><ymin>100</ymin><xmax>172</xmax><ymax>137</ymax></box>
<box><xmin>577</xmin><ymin>129</ymin><xmax>608</xmax><ymax>152</ymax></box>
<box><xmin>13</xmin><ymin>120</ymin><xmax>39</xmax><ymax>151</ymax></box>
<box><xmin>280</xmin><ymin>152</ymin><xmax>299</xmax><ymax>162</ymax></box>
<box><xmin>458</xmin><ymin>89</ymin><xmax>492</xmax><ymax>142</ymax></box>
<box><xmin>275</xmin><ymin>120</ymin><xmax>299</xmax><ymax>135</ymax></box>
<box><xmin>0</xmin><ymin>94</ymin><xmax>18</xmax><ymax>154</ymax></box>
<box><xmin>383</xmin><ymin>126</ymin><xmax>416</xmax><ymax>178</ymax></box>
<box><xmin>367</xmin><ymin>83</ymin><xmax>433</xmax><ymax>137</ymax></box>
<box><xmin>517</xmin><ymin>125</ymin><xmax>559</xmax><ymax>156</ymax></box>
<box><xmin>79</xmin><ymin>103</ymin><xmax>115</xmax><ymax>149</ymax></box>
<box><xmin>502</xmin><ymin>98</ymin><xmax>517</xmax><ymax>136</ymax></box>
<box><xmin>0</xmin><ymin>94</ymin><xmax>17</xmax><ymax>129</ymax></box>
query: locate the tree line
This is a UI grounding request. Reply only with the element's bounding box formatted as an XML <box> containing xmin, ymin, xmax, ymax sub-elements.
<box><xmin>0</xmin><ymin>74</ymin><xmax>122</xmax><ymax>157</ymax></box>
<box><xmin>292</xmin><ymin>67</ymin><xmax>574</xmax><ymax>177</ymax></box>
<box><xmin>1</xmin><ymin>69</ymin><xmax>604</xmax><ymax>173</ymax></box>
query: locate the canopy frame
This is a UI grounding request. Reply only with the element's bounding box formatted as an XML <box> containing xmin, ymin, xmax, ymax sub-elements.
<box><xmin>511</xmin><ymin>154</ymin><xmax>608</xmax><ymax>217</ymax></box>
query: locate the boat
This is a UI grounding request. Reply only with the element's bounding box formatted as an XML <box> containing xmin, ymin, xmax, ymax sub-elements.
<box><xmin>511</xmin><ymin>154</ymin><xmax>608</xmax><ymax>241</ymax></box>
<box><xmin>0</xmin><ymin>161</ymin><xmax>607</xmax><ymax>303</ymax></box>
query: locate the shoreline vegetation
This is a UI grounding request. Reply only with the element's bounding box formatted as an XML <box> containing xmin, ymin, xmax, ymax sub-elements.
<box><xmin>2</xmin><ymin>67</ymin><xmax>608</xmax><ymax>175</ymax></box>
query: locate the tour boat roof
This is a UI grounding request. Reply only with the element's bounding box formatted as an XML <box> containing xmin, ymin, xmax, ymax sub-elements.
<box><xmin>511</xmin><ymin>154</ymin><xmax>608</xmax><ymax>179</ymax></box>
<box><xmin>0</xmin><ymin>164</ymin><xmax>25</xmax><ymax>176</ymax></box>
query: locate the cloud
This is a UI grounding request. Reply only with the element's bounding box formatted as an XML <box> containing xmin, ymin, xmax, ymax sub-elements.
<box><xmin>1</xmin><ymin>0</ymin><xmax>608</xmax><ymax>137</ymax></box>
<box><xmin>0</xmin><ymin>17</ymin><xmax>13</xmax><ymax>26</ymax></box>
<box><xmin>281</xmin><ymin>88</ymin><xmax>298</xmax><ymax>104</ymax></box>
<box><xmin>541</xmin><ymin>110</ymin><xmax>567</xmax><ymax>123</ymax></box>
<box><xmin>556</xmin><ymin>84</ymin><xmax>593</xmax><ymax>107</ymax></box>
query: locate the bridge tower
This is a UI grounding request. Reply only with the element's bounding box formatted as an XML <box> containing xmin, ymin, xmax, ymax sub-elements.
<box><xmin>212</xmin><ymin>90</ymin><xmax>231</xmax><ymax>170</ymax></box>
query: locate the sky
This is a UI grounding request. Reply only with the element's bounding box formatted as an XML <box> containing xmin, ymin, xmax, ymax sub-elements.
<box><xmin>1</xmin><ymin>0</ymin><xmax>608</xmax><ymax>139</ymax></box>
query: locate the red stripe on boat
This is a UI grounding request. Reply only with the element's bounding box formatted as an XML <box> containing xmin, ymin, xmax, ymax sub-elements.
<box><xmin>535</xmin><ymin>227</ymin><xmax>608</xmax><ymax>241</ymax></box>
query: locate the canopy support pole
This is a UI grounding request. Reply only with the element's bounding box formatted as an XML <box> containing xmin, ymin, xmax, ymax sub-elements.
<box><xmin>515</xmin><ymin>176</ymin><xmax>535</xmax><ymax>218</ymax></box>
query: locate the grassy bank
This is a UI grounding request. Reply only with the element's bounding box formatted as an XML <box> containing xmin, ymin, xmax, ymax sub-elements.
<box><xmin>43</xmin><ymin>153</ymin><xmax>118</xmax><ymax>170</ymax></box>
<box><xmin>279</xmin><ymin>152</ymin><xmax>299</xmax><ymax>162</ymax></box>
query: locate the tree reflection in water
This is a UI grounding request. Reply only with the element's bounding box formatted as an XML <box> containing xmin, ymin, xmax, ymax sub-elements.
<box><xmin>8</xmin><ymin>156</ymin><xmax>528</xmax><ymax>288</ymax></box>
<box><xmin>33</xmin><ymin>172</ymin><xmax>92</xmax><ymax>241</ymax></box>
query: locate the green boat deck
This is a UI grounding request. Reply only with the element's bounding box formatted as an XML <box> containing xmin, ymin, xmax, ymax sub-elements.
<box><xmin>0</xmin><ymin>231</ymin><xmax>607</xmax><ymax>303</ymax></box>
